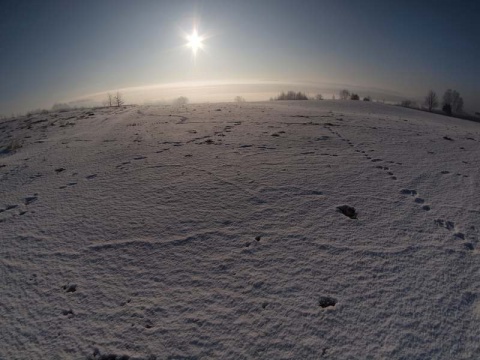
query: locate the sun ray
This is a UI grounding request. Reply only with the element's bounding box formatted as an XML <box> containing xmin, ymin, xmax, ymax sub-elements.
<box><xmin>186</xmin><ymin>29</ymin><xmax>204</xmax><ymax>58</ymax></box>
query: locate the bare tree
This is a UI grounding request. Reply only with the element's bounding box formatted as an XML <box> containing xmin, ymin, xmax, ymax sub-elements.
<box><xmin>401</xmin><ymin>100</ymin><xmax>416</xmax><ymax>108</ymax></box>
<box><xmin>454</xmin><ymin>96</ymin><xmax>464</xmax><ymax>113</ymax></box>
<box><xmin>106</xmin><ymin>93</ymin><xmax>113</xmax><ymax>107</ymax></box>
<box><xmin>443</xmin><ymin>89</ymin><xmax>463</xmax><ymax>113</ymax></box>
<box><xmin>52</xmin><ymin>103</ymin><xmax>71</xmax><ymax>112</ymax></box>
<box><xmin>173</xmin><ymin>96</ymin><xmax>189</xmax><ymax>105</ymax></box>
<box><xmin>339</xmin><ymin>89</ymin><xmax>350</xmax><ymax>100</ymax></box>
<box><xmin>113</xmin><ymin>92</ymin><xmax>124</xmax><ymax>107</ymax></box>
<box><xmin>424</xmin><ymin>90</ymin><xmax>438</xmax><ymax>112</ymax></box>
<box><xmin>315</xmin><ymin>94</ymin><xmax>323</xmax><ymax>100</ymax></box>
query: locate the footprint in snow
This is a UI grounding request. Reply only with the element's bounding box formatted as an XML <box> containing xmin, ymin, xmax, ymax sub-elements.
<box><xmin>434</xmin><ymin>219</ymin><xmax>455</xmax><ymax>230</ymax></box>
<box><xmin>400</xmin><ymin>189</ymin><xmax>417</xmax><ymax>196</ymax></box>
<box><xmin>61</xmin><ymin>309</ymin><xmax>75</xmax><ymax>318</ymax></box>
<box><xmin>86</xmin><ymin>174</ymin><xmax>97</xmax><ymax>179</ymax></box>
<box><xmin>62</xmin><ymin>283</ymin><xmax>77</xmax><ymax>293</ymax></box>
<box><xmin>401</xmin><ymin>190</ymin><xmax>431</xmax><ymax>210</ymax></box>
<box><xmin>434</xmin><ymin>219</ymin><xmax>466</xmax><ymax>240</ymax></box>
<box><xmin>24</xmin><ymin>195</ymin><xmax>37</xmax><ymax>205</ymax></box>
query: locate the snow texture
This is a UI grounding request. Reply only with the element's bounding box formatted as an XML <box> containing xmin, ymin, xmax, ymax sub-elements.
<box><xmin>1</xmin><ymin>101</ymin><xmax>479</xmax><ymax>359</ymax></box>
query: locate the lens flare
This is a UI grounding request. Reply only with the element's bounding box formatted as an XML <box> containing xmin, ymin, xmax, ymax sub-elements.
<box><xmin>186</xmin><ymin>29</ymin><xmax>204</xmax><ymax>57</ymax></box>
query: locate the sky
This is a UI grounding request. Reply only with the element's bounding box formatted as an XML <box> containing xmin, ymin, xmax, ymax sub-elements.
<box><xmin>1</xmin><ymin>0</ymin><xmax>479</xmax><ymax>114</ymax></box>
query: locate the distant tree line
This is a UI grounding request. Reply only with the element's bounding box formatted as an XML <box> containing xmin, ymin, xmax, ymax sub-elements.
<box><xmin>274</xmin><ymin>91</ymin><xmax>309</xmax><ymax>100</ymax></box>
<box><xmin>423</xmin><ymin>89</ymin><xmax>464</xmax><ymax>115</ymax></box>
<box><xmin>270</xmin><ymin>90</ymin><xmax>373</xmax><ymax>102</ymax></box>
<box><xmin>399</xmin><ymin>89</ymin><xmax>466</xmax><ymax>117</ymax></box>
<box><xmin>338</xmin><ymin>89</ymin><xmax>371</xmax><ymax>101</ymax></box>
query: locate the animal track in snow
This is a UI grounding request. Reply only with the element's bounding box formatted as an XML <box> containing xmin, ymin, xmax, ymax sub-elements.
<box><xmin>400</xmin><ymin>190</ymin><xmax>431</xmax><ymax>211</ymax></box>
<box><xmin>400</xmin><ymin>189</ymin><xmax>417</xmax><ymax>196</ymax></box>
<box><xmin>116</xmin><ymin>161</ymin><xmax>130</xmax><ymax>168</ymax></box>
<box><xmin>434</xmin><ymin>219</ymin><xmax>455</xmax><ymax>230</ymax></box>
<box><xmin>325</xmin><ymin>125</ymin><xmax>401</xmax><ymax>180</ymax></box>
<box><xmin>434</xmin><ymin>219</ymin><xmax>467</xmax><ymax>242</ymax></box>
<box><xmin>62</xmin><ymin>283</ymin><xmax>77</xmax><ymax>293</ymax></box>
<box><xmin>24</xmin><ymin>195</ymin><xmax>37</xmax><ymax>205</ymax></box>
<box><xmin>61</xmin><ymin>309</ymin><xmax>75</xmax><ymax>318</ymax></box>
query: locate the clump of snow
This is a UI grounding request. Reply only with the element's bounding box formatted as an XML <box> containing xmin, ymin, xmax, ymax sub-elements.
<box><xmin>1</xmin><ymin>101</ymin><xmax>479</xmax><ymax>358</ymax></box>
<box><xmin>337</xmin><ymin>205</ymin><xmax>358</xmax><ymax>219</ymax></box>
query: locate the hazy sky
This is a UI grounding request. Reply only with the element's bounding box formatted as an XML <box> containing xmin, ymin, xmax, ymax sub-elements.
<box><xmin>1</xmin><ymin>0</ymin><xmax>479</xmax><ymax>114</ymax></box>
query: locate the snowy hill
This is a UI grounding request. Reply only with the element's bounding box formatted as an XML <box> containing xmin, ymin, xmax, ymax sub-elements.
<box><xmin>1</xmin><ymin>101</ymin><xmax>479</xmax><ymax>359</ymax></box>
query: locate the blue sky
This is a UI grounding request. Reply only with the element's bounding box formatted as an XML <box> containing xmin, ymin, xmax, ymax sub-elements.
<box><xmin>1</xmin><ymin>0</ymin><xmax>479</xmax><ymax>114</ymax></box>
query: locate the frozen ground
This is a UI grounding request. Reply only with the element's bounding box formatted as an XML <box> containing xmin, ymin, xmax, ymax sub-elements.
<box><xmin>1</xmin><ymin>101</ymin><xmax>479</xmax><ymax>359</ymax></box>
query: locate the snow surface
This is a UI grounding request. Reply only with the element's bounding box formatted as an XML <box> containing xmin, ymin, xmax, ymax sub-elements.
<box><xmin>1</xmin><ymin>101</ymin><xmax>479</xmax><ymax>359</ymax></box>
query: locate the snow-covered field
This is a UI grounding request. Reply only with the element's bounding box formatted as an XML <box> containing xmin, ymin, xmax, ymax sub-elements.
<box><xmin>1</xmin><ymin>101</ymin><xmax>479</xmax><ymax>359</ymax></box>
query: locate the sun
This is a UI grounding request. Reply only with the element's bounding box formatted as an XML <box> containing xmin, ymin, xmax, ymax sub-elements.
<box><xmin>186</xmin><ymin>29</ymin><xmax>204</xmax><ymax>57</ymax></box>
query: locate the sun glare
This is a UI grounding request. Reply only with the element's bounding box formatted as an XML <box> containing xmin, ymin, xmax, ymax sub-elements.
<box><xmin>186</xmin><ymin>29</ymin><xmax>204</xmax><ymax>57</ymax></box>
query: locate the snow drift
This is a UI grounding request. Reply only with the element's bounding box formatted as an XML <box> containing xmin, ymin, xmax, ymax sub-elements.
<box><xmin>1</xmin><ymin>101</ymin><xmax>479</xmax><ymax>359</ymax></box>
